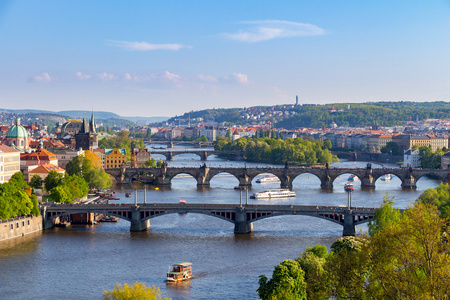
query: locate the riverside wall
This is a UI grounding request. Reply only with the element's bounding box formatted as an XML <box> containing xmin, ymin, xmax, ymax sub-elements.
<box><xmin>0</xmin><ymin>216</ymin><xmax>43</xmax><ymax>242</ymax></box>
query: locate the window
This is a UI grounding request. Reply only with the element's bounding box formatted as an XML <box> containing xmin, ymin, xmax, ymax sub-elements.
<box><xmin>22</xmin><ymin>221</ymin><xmax>25</xmax><ymax>226</ymax></box>
<box><xmin>16</xmin><ymin>223</ymin><xmax>19</xmax><ymax>228</ymax></box>
<box><xmin>27</xmin><ymin>220</ymin><xmax>30</xmax><ymax>225</ymax></box>
<box><xmin>10</xmin><ymin>224</ymin><xmax>13</xmax><ymax>230</ymax></box>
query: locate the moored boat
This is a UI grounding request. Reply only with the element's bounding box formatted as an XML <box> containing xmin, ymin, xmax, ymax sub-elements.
<box><xmin>347</xmin><ymin>175</ymin><xmax>358</xmax><ymax>182</ymax></box>
<box><xmin>256</xmin><ymin>175</ymin><xmax>280</xmax><ymax>183</ymax></box>
<box><xmin>344</xmin><ymin>182</ymin><xmax>354</xmax><ymax>192</ymax></box>
<box><xmin>166</xmin><ymin>262</ymin><xmax>192</xmax><ymax>283</ymax></box>
<box><xmin>251</xmin><ymin>189</ymin><xmax>295</xmax><ymax>199</ymax></box>
<box><xmin>381</xmin><ymin>174</ymin><xmax>392</xmax><ymax>181</ymax></box>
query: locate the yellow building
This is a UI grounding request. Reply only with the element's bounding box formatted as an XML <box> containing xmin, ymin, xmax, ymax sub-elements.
<box><xmin>104</xmin><ymin>148</ymin><xmax>127</xmax><ymax>169</ymax></box>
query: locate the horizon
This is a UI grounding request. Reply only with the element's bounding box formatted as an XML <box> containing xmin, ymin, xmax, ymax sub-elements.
<box><xmin>1</xmin><ymin>1</ymin><xmax>449</xmax><ymax>116</ymax></box>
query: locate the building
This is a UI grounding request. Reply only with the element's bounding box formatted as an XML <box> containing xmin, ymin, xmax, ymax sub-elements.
<box><xmin>0</xmin><ymin>144</ymin><xmax>21</xmax><ymax>183</ymax></box>
<box><xmin>48</xmin><ymin>148</ymin><xmax>84</xmax><ymax>168</ymax></box>
<box><xmin>75</xmin><ymin>112</ymin><xmax>98</xmax><ymax>151</ymax></box>
<box><xmin>93</xmin><ymin>149</ymin><xmax>106</xmax><ymax>168</ymax></box>
<box><xmin>393</xmin><ymin>134</ymin><xmax>448</xmax><ymax>153</ymax></box>
<box><xmin>131</xmin><ymin>148</ymin><xmax>151</xmax><ymax>167</ymax></box>
<box><xmin>27</xmin><ymin>164</ymin><xmax>65</xmax><ymax>182</ymax></box>
<box><xmin>104</xmin><ymin>148</ymin><xmax>127</xmax><ymax>169</ymax></box>
<box><xmin>4</xmin><ymin>118</ymin><xmax>30</xmax><ymax>151</ymax></box>
<box><xmin>441</xmin><ymin>152</ymin><xmax>450</xmax><ymax>169</ymax></box>
<box><xmin>199</xmin><ymin>126</ymin><xmax>216</xmax><ymax>141</ymax></box>
<box><xmin>403</xmin><ymin>148</ymin><xmax>420</xmax><ymax>168</ymax></box>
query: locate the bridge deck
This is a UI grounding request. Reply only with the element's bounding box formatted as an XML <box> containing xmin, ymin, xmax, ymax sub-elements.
<box><xmin>45</xmin><ymin>203</ymin><xmax>377</xmax><ymax>214</ymax></box>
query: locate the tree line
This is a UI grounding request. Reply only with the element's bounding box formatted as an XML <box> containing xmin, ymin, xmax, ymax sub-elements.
<box><xmin>258</xmin><ymin>186</ymin><xmax>450</xmax><ymax>299</ymax></box>
<box><xmin>214</xmin><ymin>137</ymin><xmax>338</xmax><ymax>166</ymax></box>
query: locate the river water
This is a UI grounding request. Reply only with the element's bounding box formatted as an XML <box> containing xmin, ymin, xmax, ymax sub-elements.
<box><xmin>0</xmin><ymin>148</ymin><xmax>439</xmax><ymax>299</ymax></box>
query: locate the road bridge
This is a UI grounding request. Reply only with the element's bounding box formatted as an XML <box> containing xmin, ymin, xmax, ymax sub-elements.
<box><xmin>42</xmin><ymin>203</ymin><xmax>379</xmax><ymax>236</ymax></box>
<box><xmin>105</xmin><ymin>164</ymin><xmax>448</xmax><ymax>190</ymax></box>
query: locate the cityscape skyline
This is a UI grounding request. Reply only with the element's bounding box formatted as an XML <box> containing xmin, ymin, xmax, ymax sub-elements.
<box><xmin>1</xmin><ymin>1</ymin><xmax>449</xmax><ymax>117</ymax></box>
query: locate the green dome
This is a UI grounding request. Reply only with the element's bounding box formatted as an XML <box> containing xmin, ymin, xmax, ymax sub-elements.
<box><xmin>6</xmin><ymin>119</ymin><xmax>28</xmax><ymax>138</ymax></box>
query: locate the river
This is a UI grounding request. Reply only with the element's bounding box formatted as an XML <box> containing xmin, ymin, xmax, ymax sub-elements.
<box><xmin>0</xmin><ymin>148</ymin><xmax>439</xmax><ymax>299</ymax></box>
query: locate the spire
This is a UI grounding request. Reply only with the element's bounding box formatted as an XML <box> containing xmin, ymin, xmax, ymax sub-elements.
<box><xmin>90</xmin><ymin>111</ymin><xmax>96</xmax><ymax>133</ymax></box>
<box><xmin>80</xmin><ymin>117</ymin><xmax>89</xmax><ymax>134</ymax></box>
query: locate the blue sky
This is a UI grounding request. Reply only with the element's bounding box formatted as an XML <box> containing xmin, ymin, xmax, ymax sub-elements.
<box><xmin>1</xmin><ymin>1</ymin><xmax>449</xmax><ymax>117</ymax></box>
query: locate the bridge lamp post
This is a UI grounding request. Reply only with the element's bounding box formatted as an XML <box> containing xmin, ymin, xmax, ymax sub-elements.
<box><xmin>135</xmin><ymin>189</ymin><xmax>137</xmax><ymax>206</ymax></box>
<box><xmin>240</xmin><ymin>189</ymin><xmax>242</xmax><ymax>207</ymax></box>
<box><xmin>347</xmin><ymin>190</ymin><xmax>353</xmax><ymax>209</ymax></box>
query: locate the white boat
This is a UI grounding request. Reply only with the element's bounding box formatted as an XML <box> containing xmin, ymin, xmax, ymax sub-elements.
<box><xmin>251</xmin><ymin>189</ymin><xmax>296</xmax><ymax>199</ymax></box>
<box><xmin>166</xmin><ymin>262</ymin><xmax>192</xmax><ymax>283</ymax></box>
<box><xmin>347</xmin><ymin>175</ymin><xmax>358</xmax><ymax>182</ymax></box>
<box><xmin>256</xmin><ymin>175</ymin><xmax>280</xmax><ymax>183</ymax></box>
<box><xmin>381</xmin><ymin>174</ymin><xmax>392</xmax><ymax>181</ymax></box>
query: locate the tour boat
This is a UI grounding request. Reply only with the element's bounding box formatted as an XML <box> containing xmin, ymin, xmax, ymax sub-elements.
<box><xmin>344</xmin><ymin>183</ymin><xmax>354</xmax><ymax>192</ymax></box>
<box><xmin>381</xmin><ymin>174</ymin><xmax>392</xmax><ymax>181</ymax></box>
<box><xmin>347</xmin><ymin>175</ymin><xmax>358</xmax><ymax>182</ymax></box>
<box><xmin>256</xmin><ymin>175</ymin><xmax>280</xmax><ymax>183</ymax></box>
<box><xmin>166</xmin><ymin>263</ymin><xmax>192</xmax><ymax>283</ymax></box>
<box><xmin>251</xmin><ymin>189</ymin><xmax>296</xmax><ymax>200</ymax></box>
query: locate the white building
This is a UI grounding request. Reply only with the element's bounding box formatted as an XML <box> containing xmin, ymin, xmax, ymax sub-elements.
<box><xmin>403</xmin><ymin>148</ymin><xmax>420</xmax><ymax>168</ymax></box>
<box><xmin>0</xmin><ymin>144</ymin><xmax>21</xmax><ymax>183</ymax></box>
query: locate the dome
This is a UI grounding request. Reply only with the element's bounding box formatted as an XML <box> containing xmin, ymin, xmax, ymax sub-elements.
<box><xmin>6</xmin><ymin>118</ymin><xmax>29</xmax><ymax>139</ymax></box>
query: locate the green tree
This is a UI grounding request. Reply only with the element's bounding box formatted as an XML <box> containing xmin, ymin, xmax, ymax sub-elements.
<box><xmin>29</xmin><ymin>174</ymin><xmax>44</xmax><ymax>190</ymax></box>
<box><xmin>84</xmin><ymin>167</ymin><xmax>112</xmax><ymax>190</ymax></box>
<box><xmin>103</xmin><ymin>282</ymin><xmax>170</xmax><ymax>300</ymax></box>
<box><xmin>65</xmin><ymin>155</ymin><xmax>92</xmax><ymax>177</ymax></box>
<box><xmin>50</xmin><ymin>185</ymin><xmax>71</xmax><ymax>203</ymax></box>
<box><xmin>296</xmin><ymin>245</ymin><xmax>330</xmax><ymax>299</ymax></box>
<box><xmin>257</xmin><ymin>260</ymin><xmax>307</xmax><ymax>300</ymax></box>
<box><xmin>380</xmin><ymin>141</ymin><xmax>400</xmax><ymax>155</ymax></box>
<box><xmin>143</xmin><ymin>158</ymin><xmax>157</xmax><ymax>167</ymax></box>
<box><xmin>368</xmin><ymin>194</ymin><xmax>402</xmax><ymax>237</ymax></box>
<box><xmin>323</xmin><ymin>139</ymin><xmax>332</xmax><ymax>150</ymax></box>
<box><xmin>44</xmin><ymin>171</ymin><xmax>64</xmax><ymax>192</ymax></box>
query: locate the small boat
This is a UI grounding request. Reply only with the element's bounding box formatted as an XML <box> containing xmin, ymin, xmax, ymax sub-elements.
<box><xmin>125</xmin><ymin>193</ymin><xmax>131</xmax><ymax>198</ymax></box>
<box><xmin>344</xmin><ymin>183</ymin><xmax>354</xmax><ymax>192</ymax></box>
<box><xmin>166</xmin><ymin>263</ymin><xmax>192</xmax><ymax>283</ymax></box>
<box><xmin>99</xmin><ymin>216</ymin><xmax>118</xmax><ymax>222</ymax></box>
<box><xmin>256</xmin><ymin>175</ymin><xmax>280</xmax><ymax>183</ymax></box>
<box><xmin>251</xmin><ymin>189</ymin><xmax>296</xmax><ymax>200</ymax></box>
<box><xmin>347</xmin><ymin>175</ymin><xmax>358</xmax><ymax>182</ymax></box>
<box><xmin>381</xmin><ymin>174</ymin><xmax>392</xmax><ymax>181</ymax></box>
<box><xmin>179</xmin><ymin>200</ymin><xmax>187</xmax><ymax>204</ymax></box>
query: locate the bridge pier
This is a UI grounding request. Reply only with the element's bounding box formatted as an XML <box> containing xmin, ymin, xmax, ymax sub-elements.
<box><xmin>360</xmin><ymin>175</ymin><xmax>375</xmax><ymax>189</ymax></box>
<box><xmin>41</xmin><ymin>207</ymin><xmax>57</xmax><ymax>230</ymax></box>
<box><xmin>130</xmin><ymin>206</ymin><xmax>150</xmax><ymax>232</ymax></box>
<box><xmin>401</xmin><ymin>176</ymin><xmax>417</xmax><ymax>190</ymax></box>
<box><xmin>320</xmin><ymin>176</ymin><xmax>333</xmax><ymax>190</ymax></box>
<box><xmin>342</xmin><ymin>210</ymin><xmax>356</xmax><ymax>236</ymax></box>
<box><xmin>280</xmin><ymin>176</ymin><xmax>293</xmax><ymax>189</ymax></box>
<box><xmin>234</xmin><ymin>207</ymin><xmax>253</xmax><ymax>234</ymax></box>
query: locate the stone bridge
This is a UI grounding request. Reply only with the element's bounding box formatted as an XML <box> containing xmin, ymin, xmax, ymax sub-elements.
<box><xmin>42</xmin><ymin>203</ymin><xmax>379</xmax><ymax>236</ymax></box>
<box><xmin>105</xmin><ymin>164</ymin><xmax>449</xmax><ymax>190</ymax></box>
<box><xmin>149</xmin><ymin>149</ymin><xmax>243</xmax><ymax>161</ymax></box>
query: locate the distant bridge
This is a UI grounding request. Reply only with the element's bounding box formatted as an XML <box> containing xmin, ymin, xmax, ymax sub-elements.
<box><xmin>42</xmin><ymin>203</ymin><xmax>379</xmax><ymax>236</ymax></box>
<box><xmin>148</xmin><ymin>149</ymin><xmax>243</xmax><ymax>161</ymax></box>
<box><xmin>146</xmin><ymin>140</ymin><xmax>213</xmax><ymax>148</ymax></box>
<box><xmin>105</xmin><ymin>164</ymin><xmax>448</xmax><ymax>190</ymax></box>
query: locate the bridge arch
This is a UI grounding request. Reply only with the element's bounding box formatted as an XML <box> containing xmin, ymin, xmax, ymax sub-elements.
<box><xmin>46</xmin><ymin>210</ymin><xmax>132</xmax><ymax>222</ymax></box>
<box><xmin>209</xmin><ymin>172</ymin><xmax>239</xmax><ymax>187</ymax></box>
<box><xmin>171</xmin><ymin>152</ymin><xmax>204</xmax><ymax>161</ymax></box>
<box><xmin>141</xmin><ymin>210</ymin><xmax>235</xmax><ymax>224</ymax></box>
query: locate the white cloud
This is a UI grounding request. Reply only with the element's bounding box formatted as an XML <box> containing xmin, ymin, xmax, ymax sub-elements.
<box><xmin>97</xmin><ymin>72</ymin><xmax>115</xmax><ymax>81</ymax></box>
<box><xmin>222</xmin><ymin>73</ymin><xmax>250</xmax><ymax>84</ymax></box>
<box><xmin>163</xmin><ymin>71</ymin><xmax>180</xmax><ymax>81</ymax></box>
<box><xmin>76</xmin><ymin>72</ymin><xmax>92</xmax><ymax>80</ymax></box>
<box><xmin>107</xmin><ymin>40</ymin><xmax>191</xmax><ymax>51</ymax></box>
<box><xmin>32</xmin><ymin>72</ymin><xmax>52</xmax><ymax>82</ymax></box>
<box><xmin>224</xmin><ymin>20</ymin><xmax>325</xmax><ymax>42</ymax></box>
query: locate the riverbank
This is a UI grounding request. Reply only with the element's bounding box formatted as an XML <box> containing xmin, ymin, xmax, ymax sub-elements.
<box><xmin>0</xmin><ymin>215</ymin><xmax>42</xmax><ymax>242</ymax></box>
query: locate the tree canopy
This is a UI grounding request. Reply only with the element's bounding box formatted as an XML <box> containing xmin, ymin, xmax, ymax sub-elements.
<box><xmin>0</xmin><ymin>172</ymin><xmax>40</xmax><ymax>219</ymax></box>
<box><xmin>103</xmin><ymin>282</ymin><xmax>170</xmax><ymax>300</ymax></box>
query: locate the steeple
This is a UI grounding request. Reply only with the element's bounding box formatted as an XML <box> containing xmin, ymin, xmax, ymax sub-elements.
<box><xmin>80</xmin><ymin>116</ymin><xmax>89</xmax><ymax>134</ymax></box>
<box><xmin>89</xmin><ymin>111</ymin><xmax>96</xmax><ymax>133</ymax></box>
